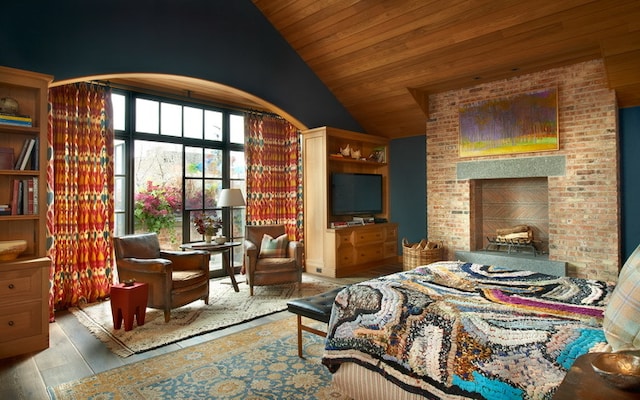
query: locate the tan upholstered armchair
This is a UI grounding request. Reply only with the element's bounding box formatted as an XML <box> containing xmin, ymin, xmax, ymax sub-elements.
<box><xmin>244</xmin><ymin>225</ymin><xmax>304</xmax><ymax>296</ymax></box>
<box><xmin>113</xmin><ymin>233</ymin><xmax>211</xmax><ymax>322</ymax></box>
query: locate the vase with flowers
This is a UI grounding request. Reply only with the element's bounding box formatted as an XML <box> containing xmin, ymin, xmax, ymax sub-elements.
<box><xmin>193</xmin><ymin>213</ymin><xmax>223</xmax><ymax>243</ymax></box>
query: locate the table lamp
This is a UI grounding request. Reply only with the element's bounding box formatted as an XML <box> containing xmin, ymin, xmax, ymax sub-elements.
<box><xmin>217</xmin><ymin>188</ymin><xmax>245</xmax><ymax>239</ymax></box>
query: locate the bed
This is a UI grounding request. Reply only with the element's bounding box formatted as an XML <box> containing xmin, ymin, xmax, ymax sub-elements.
<box><xmin>321</xmin><ymin>260</ymin><xmax>627</xmax><ymax>400</ymax></box>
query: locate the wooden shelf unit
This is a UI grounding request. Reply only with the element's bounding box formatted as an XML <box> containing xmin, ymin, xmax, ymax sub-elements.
<box><xmin>302</xmin><ymin>126</ymin><xmax>397</xmax><ymax>278</ymax></box>
<box><xmin>0</xmin><ymin>66</ymin><xmax>52</xmax><ymax>358</ymax></box>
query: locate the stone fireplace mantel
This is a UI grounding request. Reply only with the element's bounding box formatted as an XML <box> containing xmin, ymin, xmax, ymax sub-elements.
<box><xmin>456</xmin><ymin>155</ymin><xmax>566</xmax><ymax>180</ymax></box>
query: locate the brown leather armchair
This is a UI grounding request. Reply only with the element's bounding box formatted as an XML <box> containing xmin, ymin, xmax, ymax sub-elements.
<box><xmin>113</xmin><ymin>233</ymin><xmax>211</xmax><ymax>322</ymax></box>
<box><xmin>244</xmin><ymin>225</ymin><xmax>304</xmax><ymax>296</ymax></box>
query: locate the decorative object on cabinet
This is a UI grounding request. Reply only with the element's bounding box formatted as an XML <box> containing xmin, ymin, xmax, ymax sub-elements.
<box><xmin>0</xmin><ymin>66</ymin><xmax>52</xmax><ymax>359</ymax></box>
<box><xmin>369</xmin><ymin>146</ymin><xmax>386</xmax><ymax>163</ymax></box>
<box><xmin>0</xmin><ymin>239</ymin><xmax>27</xmax><ymax>261</ymax></box>
<box><xmin>339</xmin><ymin>144</ymin><xmax>350</xmax><ymax>157</ymax></box>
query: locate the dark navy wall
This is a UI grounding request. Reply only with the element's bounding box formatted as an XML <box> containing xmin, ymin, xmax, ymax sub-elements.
<box><xmin>0</xmin><ymin>0</ymin><xmax>362</xmax><ymax>133</ymax></box>
<box><xmin>389</xmin><ymin>136</ymin><xmax>427</xmax><ymax>249</ymax></box>
<box><xmin>620</xmin><ymin>106</ymin><xmax>640</xmax><ymax>260</ymax></box>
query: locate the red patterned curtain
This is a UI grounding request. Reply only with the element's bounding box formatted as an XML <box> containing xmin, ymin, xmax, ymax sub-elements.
<box><xmin>245</xmin><ymin>113</ymin><xmax>303</xmax><ymax>240</ymax></box>
<box><xmin>47</xmin><ymin>83</ymin><xmax>114</xmax><ymax>321</ymax></box>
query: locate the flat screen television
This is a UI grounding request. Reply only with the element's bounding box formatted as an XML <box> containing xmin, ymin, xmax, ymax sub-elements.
<box><xmin>331</xmin><ymin>172</ymin><xmax>383</xmax><ymax>216</ymax></box>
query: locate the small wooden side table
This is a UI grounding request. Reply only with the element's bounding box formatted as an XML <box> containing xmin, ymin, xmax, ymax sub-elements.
<box><xmin>553</xmin><ymin>352</ymin><xmax>640</xmax><ymax>399</ymax></box>
<box><xmin>180</xmin><ymin>241</ymin><xmax>241</xmax><ymax>292</ymax></box>
<box><xmin>110</xmin><ymin>282</ymin><xmax>148</xmax><ymax>331</ymax></box>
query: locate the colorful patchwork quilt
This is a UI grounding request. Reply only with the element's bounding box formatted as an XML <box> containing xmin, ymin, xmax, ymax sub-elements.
<box><xmin>322</xmin><ymin>261</ymin><xmax>614</xmax><ymax>399</ymax></box>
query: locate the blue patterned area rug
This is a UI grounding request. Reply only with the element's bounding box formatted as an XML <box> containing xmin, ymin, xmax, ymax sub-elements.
<box><xmin>69</xmin><ymin>274</ymin><xmax>342</xmax><ymax>357</ymax></box>
<box><xmin>48</xmin><ymin>317</ymin><xmax>351</xmax><ymax>399</ymax></box>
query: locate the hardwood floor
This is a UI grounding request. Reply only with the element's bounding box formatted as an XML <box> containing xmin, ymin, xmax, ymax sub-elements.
<box><xmin>0</xmin><ymin>264</ymin><xmax>401</xmax><ymax>400</ymax></box>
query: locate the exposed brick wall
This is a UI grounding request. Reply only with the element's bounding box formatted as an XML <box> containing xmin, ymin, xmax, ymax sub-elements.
<box><xmin>426</xmin><ymin>59</ymin><xmax>620</xmax><ymax>282</ymax></box>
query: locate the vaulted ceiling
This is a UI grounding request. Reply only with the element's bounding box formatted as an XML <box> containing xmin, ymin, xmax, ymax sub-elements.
<box><xmin>252</xmin><ymin>0</ymin><xmax>640</xmax><ymax>138</ymax></box>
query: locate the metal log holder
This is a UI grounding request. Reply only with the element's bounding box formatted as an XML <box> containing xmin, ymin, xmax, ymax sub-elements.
<box><xmin>485</xmin><ymin>236</ymin><xmax>541</xmax><ymax>256</ymax></box>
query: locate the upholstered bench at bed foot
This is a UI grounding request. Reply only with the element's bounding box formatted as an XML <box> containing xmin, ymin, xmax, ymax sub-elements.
<box><xmin>286</xmin><ymin>286</ymin><xmax>345</xmax><ymax>358</ymax></box>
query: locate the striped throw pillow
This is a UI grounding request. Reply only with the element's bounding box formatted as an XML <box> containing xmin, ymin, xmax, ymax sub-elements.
<box><xmin>259</xmin><ymin>233</ymin><xmax>288</xmax><ymax>258</ymax></box>
<box><xmin>603</xmin><ymin>243</ymin><xmax>640</xmax><ymax>351</ymax></box>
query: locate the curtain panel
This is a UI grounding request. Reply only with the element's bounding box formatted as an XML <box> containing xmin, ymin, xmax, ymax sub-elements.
<box><xmin>47</xmin><ymin>83</ymin><xmax>114</xmax><ymax>321</ymax></box>
<box><xmin>245</xmin><ymin>114</ymin><xmax>303</xmax><ymax>241</ymax></box>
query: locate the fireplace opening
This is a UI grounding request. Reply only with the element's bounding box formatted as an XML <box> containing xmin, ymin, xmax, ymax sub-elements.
<box><xmin>472</xmin><ymin>177</ymin><xmax>549</xmax><ymax>255</ymax></box>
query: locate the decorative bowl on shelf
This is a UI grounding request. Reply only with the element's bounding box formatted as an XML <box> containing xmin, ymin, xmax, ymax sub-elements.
<box><xmin>591</xmin><ymin>351</ymin><xmax>640</xmax><ymax>390</ymax></box>
<box><xmin>0</xmin><ymin>240</ymin><xmax>27</xmax><ymax>261</ymax></box>
<box><xmin>214</xmin><ymin>236</ymin><xmax>227</xmax><ymax>244</ymax></box>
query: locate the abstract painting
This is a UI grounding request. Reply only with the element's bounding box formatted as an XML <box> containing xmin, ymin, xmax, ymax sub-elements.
<box><xmin>459</xmin><ymin>88</ymin><xmax>558</xmax><ymax>157</ymax></box>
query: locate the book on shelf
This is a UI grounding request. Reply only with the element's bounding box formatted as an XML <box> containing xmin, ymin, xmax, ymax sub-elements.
<box><xmin>0</xmin><ymin>119</ymin><xmax>33</xmax><ymax>127</ymax></box>
<box><xmin>10</xmin><ymin>179</ymin><xmax>21</xmax><ymax>215</ymax></box>
<box><xmin>8</xmin><ymin>178</ymin><xmax>37</xmax><ymax>215</ymax></box>
<box><xmin>14</xmin><ymin>139</ymin><xmax>29</xmax><ymax>169</ymax></box>
<box><xmin>0</xmin><ymin>112</ymin><xmax>33</xmax><ymax>127</ymax></box>
<box><xmin>15</xmin><ymin>138</ymin><xmax>36</xmax><ymax>170</ymax></box>
<box><xmin>32</xmin><ymin>177</ymin><xmax>38</xmax><ymax>213</ymax></box>
<box><xmin>23</xmin><ymin>178</ymin><xmax>35</xmax><ymax>215</ymax></box>
<box><xmin>30</xmin><ymin>137</ymin><xmax>39</xmax><ymax>170</ymax></box>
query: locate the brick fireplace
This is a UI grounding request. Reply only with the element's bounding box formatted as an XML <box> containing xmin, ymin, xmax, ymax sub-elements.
<box><xmin>425</xmin><ymin>59</ymin><xmax>620</xmax><ymax>282</ymax></box>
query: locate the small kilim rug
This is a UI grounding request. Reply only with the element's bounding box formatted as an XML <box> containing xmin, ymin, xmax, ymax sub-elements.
<box><xmin>69</xmin><ymin>274</ymin><xmax>342</xmax><ymax>357</ymax></box>
<box><xmin>48</xmin><ymin>317</ymin><xmax>351</xmax><ymax>399</ymax></box>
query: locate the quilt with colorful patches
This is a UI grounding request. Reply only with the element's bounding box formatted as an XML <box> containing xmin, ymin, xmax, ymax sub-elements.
<box><xmin>322</xmin><ymin>261</ymin><xmax>614</xmax><ymax>399</ymax></box>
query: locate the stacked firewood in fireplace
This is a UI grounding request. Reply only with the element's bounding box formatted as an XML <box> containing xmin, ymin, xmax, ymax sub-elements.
<box><xmin>486</xmin><ymin>225</ymin><xmax>540</xmax><ymax>256</ymax></box>
<box><xmin>495</xmin><ymin>225</ymin><xmax>533</xmax><ymax>243</ymax></box>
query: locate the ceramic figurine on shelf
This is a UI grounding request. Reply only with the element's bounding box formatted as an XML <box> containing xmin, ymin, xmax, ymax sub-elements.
<box><xmin>340</xmin><ymin>144</ymin><xmax>350</xmax><ymax>157</ymax></box>
<box><xmin>351</xmin><ymin>149</ymin><xmax>361</xmax><ymax>159</ymax></box>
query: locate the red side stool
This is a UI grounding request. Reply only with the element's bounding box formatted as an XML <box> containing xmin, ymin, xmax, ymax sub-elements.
<box><xmin>110</xmin><ymin>282</ymin><xmax>148</xmax><ymax>331</ymax></box>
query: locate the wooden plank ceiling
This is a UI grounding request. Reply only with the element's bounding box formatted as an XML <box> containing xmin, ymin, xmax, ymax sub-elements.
<box><xmin>253</xmin><ymin>0</ymin><xmax>640</xmax><ymax>138</ymax></box>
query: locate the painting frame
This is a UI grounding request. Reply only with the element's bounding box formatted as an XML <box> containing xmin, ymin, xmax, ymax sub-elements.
<box><xmin>458</xmin><ymin>87</ymin><xmax>559</xmax><ymax>158</ymax></box>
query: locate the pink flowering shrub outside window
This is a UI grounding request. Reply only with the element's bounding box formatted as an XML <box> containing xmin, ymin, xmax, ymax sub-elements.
<box><xmin>134</xmin><ymin>181</ymin><xmax>182</xmax><ymax>235</ymax></box>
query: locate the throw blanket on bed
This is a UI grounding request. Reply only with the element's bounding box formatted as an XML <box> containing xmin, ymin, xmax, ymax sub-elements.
<box><xmin>322</xmin><ymin>261</ymin><xmax>614</xmax><ymax>400</ymax></box>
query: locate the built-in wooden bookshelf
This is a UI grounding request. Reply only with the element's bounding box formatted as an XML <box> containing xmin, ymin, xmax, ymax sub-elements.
<box><xmin>0</xmin><ymin>66</ymin><xmax>52</xmax><ymax>358</ymax></box>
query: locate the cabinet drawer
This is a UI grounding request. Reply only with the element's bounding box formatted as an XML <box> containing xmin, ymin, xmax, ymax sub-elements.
<box><xmin>384</xmin><ymin>241</ymin><xmax>397</xmax><ymax>258</ymax></box>
<box><xmin>336</xmin><ymin>246</ymin><xmax>355</xmax><ymax>266</ymax></box>
<box><xmin>385</xmin><ymin>227</ymin><xmax>397</xmax><ymax>241</ymax></box>
<box><xmin>336</xmin><ymin>231</ymin><xmax>354</xmax><ymax>246</ymax></box>
<box><xmin>356</xmin><ymin>244</ymin><xmax>384</xmax><ymax>264</ymax></box>
<box><xmin>354</xmin><ymin>229</ymin><xmax>384</xmax><ymax>245</ymax></box>
<box><xmin>0</xmin><ymin>266</ymin><xmax>42</xmax><ymax>304</ymax></box>
<box><xmin>0</xmin><ymin>301</ymin><xmax>43</xmax><ymax>343</ymax></box>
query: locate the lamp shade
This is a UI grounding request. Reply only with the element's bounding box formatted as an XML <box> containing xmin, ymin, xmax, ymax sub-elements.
<box><xmin>217</xmin><ymin>188</ymin><xmax>245</xmax><ymax>207</ymax></box>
